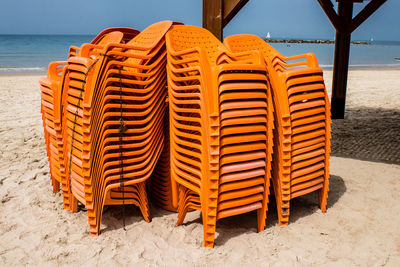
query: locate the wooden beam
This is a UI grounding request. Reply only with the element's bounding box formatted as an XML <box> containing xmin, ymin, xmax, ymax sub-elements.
<box><xmin>336</xmin><ymin>0</ymin><xmax>363</xmax><ymax>3</ymax></box>
<box><xmin>223</xmin><ymin>0</ymin><xmax>249</xmax><ymax>28</ymax></box>
<box><xmin>349</xmin><ymin>0</ymin><xmax>387</xmax><ymax>33</ymax></box>
<box><xmin>203</xmin><ymin>0</ymin><xmax>223</xmax><ymax>40</ymax></box>
<box><xmin>331</xmin><ymin>1</ymin><xmax>353</xmax><ymax>119</ymax></box>
<box><xmin>317</xmin><ymin>0</ymin><xmax>343</xmax><ymax>31</ymax></box>
<box><xmin>318</xmin><ymin>0</ymin><xmax>387</xmax><ymax>118</ymax></box>
<box><xmin>203</xmin><ymin>0</ymin><xmax>249</xmax><ymax>40</ymax></box>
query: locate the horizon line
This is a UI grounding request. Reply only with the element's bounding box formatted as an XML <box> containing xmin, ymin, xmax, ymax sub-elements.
<box><xmin>0</xmin><ymin>33</ymin><xmax>399</xmax><ymax>42</ymax></box>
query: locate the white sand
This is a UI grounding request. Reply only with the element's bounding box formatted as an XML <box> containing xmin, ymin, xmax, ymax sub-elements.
<box><xmin>0</xmin><ymin>71</ymin><xmax>400</xmax><ymax>266</ymax></box>
<box><xmin>323</xmin><ymin>69</ymin><xmax>400</xmax><ymax>110</ymax></box>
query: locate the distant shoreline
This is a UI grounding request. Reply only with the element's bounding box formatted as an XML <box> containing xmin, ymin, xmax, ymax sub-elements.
<box><xmin>0</xmin><ymin>71</ymin><xmax>46</xmax><ymax>76</ymax></box>
<box><xmin>265</xmin><ymin>39</ymin><xmax>371</xmax><ymax>45</ymax></box>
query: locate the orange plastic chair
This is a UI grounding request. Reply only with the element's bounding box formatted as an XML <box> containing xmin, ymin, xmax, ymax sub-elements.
<box><xmin>224</xmin><ymin>34</ymin><xmax>331</xmax><ymax>225</ymax></box>
<box><xmin>62</xmin><ymin>21</ymin><xmax>179</xmax><ymax>235</ymax></box>
<box><xmin>166</xmin><ymin>25</ymin><xmax>274</xmax><ymax>247</ymax></box>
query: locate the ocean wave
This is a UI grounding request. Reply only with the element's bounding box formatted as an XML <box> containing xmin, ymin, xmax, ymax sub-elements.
<box><xmin>0</xmin><ymin>67</ymin><xmax>47</xmax><ymax>73</ymax></box>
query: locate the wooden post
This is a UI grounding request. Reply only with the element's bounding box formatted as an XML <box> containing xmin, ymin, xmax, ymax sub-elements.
<box><xmin>331</xmin><ymin>1</ymin><xmax>353</xmax><ymax>119</ymax></box>
<box><xmin>318</xmin><ymin>0</ymin><xmax>387</xmax><ymax>119</ymax></box>
<box><xmin>203</xmin><ymin>0</ymin><xmax>223</xmax><ymax>40</ymax></box>
<box><xmin>203</xmin><ymin>0</ymin><xmax>249</xmax><ymax>40</ymax></box>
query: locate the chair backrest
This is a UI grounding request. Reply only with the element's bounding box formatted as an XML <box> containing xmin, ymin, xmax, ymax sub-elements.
<box><xmin>90</xmin><ymin>27</ymin><xmax>138</xmax><ymax>44</ymax></box>
<box><xmin>224</xmin><ymin>34</ymin><xmax>274</xmax><ymax>57</ymax></box>
<box><xmin>126</xmin><ymin>21</ymin><xmax>174</xmax><ymax>49</ymax></box>
<box><xmin>121</xmin><ymin>21</ymin><xmax>180</xmax><ymax>68</ymax></box>
<box><xmin>166</xmin><ymin>25</ymin><xmax>228</xmax><ymax>66</ymax></box>
<box><xmin>224</xmin><ymin>34</ymin><xmax>318</xmax><ymax>71</ymax></box>
<box><xmin>96</xmin><ymin>31</ymin><xmax>124</xmax><ymax>46</ymax></box>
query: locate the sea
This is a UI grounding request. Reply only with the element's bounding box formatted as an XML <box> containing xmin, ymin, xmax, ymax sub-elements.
<box><xmin>0</xmin><ymin>34</ymin><xmax>399</xmax><ymax>73</ymax></box>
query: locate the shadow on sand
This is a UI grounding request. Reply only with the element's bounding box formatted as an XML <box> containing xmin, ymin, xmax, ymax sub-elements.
<box><xmin>213</xmin><ymin>175</ymin><xmax>345</xmax><ymax>246</ymax></box>
<box><xmin>331</xmin><ymin>107</ymin><xmax>400</xmax><ymax>164</ymax></box>
<box><xmin>99</xmin><ymin>176</ymin><xmax>346</xmax><ymax>241</ymax></box>
<box><xmin>142</xmin><ymin>174</ymin><xmax>345</xmax><ymax>246</ymax></box>
<box><xmin>100</xmin><ymin>200</ymin><xmax>179</xmax><ymax>234</ymax></box>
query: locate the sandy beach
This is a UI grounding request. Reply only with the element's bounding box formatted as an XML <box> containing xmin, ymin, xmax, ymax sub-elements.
<box><xmin>0</xmin><ymin>69</ymin><xmax>399</xmax><ymax>266</ymax></box>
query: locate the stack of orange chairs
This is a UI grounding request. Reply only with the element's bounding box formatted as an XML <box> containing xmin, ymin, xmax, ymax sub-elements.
<box><xmin>166</xmin><ymin>25</ymin><xmax>274</xmax><ymax>247</ymax></box>
<box><xmin>224</xmin><ymin>34</ymin><xmax>331</xmax><ymax>225</ymax></box>
<box><xmin>63</xmin><ymin>21</ymin><xmax>178</xmax><ymax>235</ymax></box>
<box><xmin>63</xmin><ymin>29</ymin><xmax>127</xmax><ymax>215</ymax></box>
<box><xmin>40</xmin><ymin>62</ymin><xmax>70</xmax><ymax>208</ymax></box>
<box><xmin>40</xmin><ymin>28</ymin><xmax>141</xmax><ymax>211</ymax></box>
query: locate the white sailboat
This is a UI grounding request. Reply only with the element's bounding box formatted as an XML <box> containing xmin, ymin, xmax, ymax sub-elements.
<box><xmin>266</xmin><ymin>32</ymin><xmax>271</xmax><ymax>39</ymax></box>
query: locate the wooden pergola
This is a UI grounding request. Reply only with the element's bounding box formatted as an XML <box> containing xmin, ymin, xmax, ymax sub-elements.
<box><xmin>203</xmin><ymin>0</ymin><xmax>387</xmax><ymax>119</ymax></box>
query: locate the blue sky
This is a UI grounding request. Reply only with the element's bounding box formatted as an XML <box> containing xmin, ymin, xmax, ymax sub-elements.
<box><xmin>0</xmin><ymin>0</ymin><xmax>399</xmax><ymax>41</ymax></box>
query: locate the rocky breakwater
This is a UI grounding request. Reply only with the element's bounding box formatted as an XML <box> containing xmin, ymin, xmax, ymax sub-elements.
<box><xmin>266</xmin><ymin>39</ymin><xmax>371</xmax><ymax>45</ymax></box>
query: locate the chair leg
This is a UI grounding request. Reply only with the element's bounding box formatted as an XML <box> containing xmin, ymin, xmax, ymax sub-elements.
<box><xmin>138</xmin><ymin>182</ymin><xmax>151</xmax><ymax>222</ymax></box>
<box><xmin>319</xmin><ymin>176</ymin><xmax>329</xmax><ymax>213</ymax></box>
<box><xmin>88</xmin><ymin>200</ymin><xmax>102</xmax><ymax>236</ymax></box>
<box><xmin>52</xmin><ymin>178</ymin><xmax>60</xmax><ymax>193</ymax></box>
<box><xmin>257</xmin><ymin>175</ymin><xmax>271</xmax><ymax>232</ymax></box>
<box><xmin>176</xmin><ymin>187</ymin><xmax>189</xmax><ymax>226</ymax></box>
<box><xmin>201</xmin><ymin>195</ymin><xmax>217</xmax><ymax>248</ymax></box>
<box><xmin>88</xmin><ymin>216</ymin><xmax>99</xmax><ymax>236</ymax></box>
<box><xmin>257</xmin><ymin>208</ymin><xmax>266</xmax><ymax>232</ymax></box>
<box><xmin>321</xmin><ymin>101</ymin><xmax>331</xmax><ymax>213</ymax></box>
<box><xmin>69</xmin><ymin>194</ymin><xmax>78</xmax><ymax>213</ymax></box>
<box><xmin>60</xmin><ymin>181</ymin><xmax>71</xmax><ymax>211</ymax></box>
<box><xmin>320</xmin><ymin>134</ymin><xmax>331</xmax><ymax>213</ymax></box>
<box><xmin>273</xmin><ymin>179</ymin><xmax>289</xmax><ymax>226</ymax></box>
